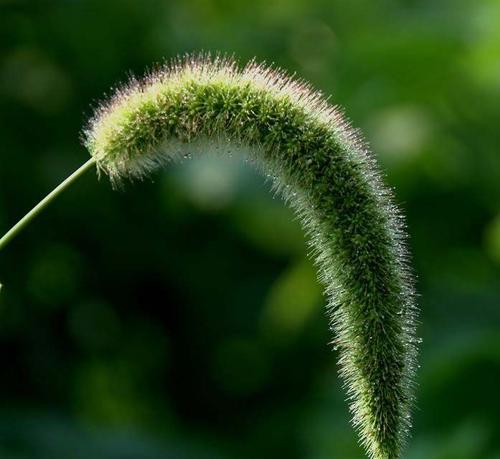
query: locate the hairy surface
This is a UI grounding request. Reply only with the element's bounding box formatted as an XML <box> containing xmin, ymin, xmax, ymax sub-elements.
<box><xmin>84</xmin><ymin>55</ymin><xmax>419</xmax><ymax>459</ymax></box>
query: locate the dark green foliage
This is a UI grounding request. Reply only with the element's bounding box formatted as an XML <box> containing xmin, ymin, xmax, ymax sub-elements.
<box><xmin>85</xmin><ymin>56</ymin><xmax>418</xmax><ymax>459</ymax></box>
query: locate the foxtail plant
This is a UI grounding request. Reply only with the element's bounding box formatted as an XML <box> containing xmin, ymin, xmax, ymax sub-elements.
<box><xmin>0</xmin><ymin>55</ymin><xmax>418</xmax><ymax>459</ymax></box>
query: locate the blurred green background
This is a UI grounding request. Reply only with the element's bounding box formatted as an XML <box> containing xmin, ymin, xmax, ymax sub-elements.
<box><xmin>1</xmin><ymin>0</ymin><xmax>500</xmax><ymax>458</ymax></box>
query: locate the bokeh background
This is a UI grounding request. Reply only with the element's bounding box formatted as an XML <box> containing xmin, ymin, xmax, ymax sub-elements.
<box><xmin>1</xmin><ymin>0</ymin><xmax>500</xmax><ymax>458</ymax></box>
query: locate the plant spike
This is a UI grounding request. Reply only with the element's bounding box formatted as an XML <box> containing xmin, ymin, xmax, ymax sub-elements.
<box><xmin>1</xmin><ymin>54</ymin><xmax>419</xmax><ymax>459</ymax></box>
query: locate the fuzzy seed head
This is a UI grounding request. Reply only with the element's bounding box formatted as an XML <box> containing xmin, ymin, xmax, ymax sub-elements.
<box><xmin>84</xmin><ymin>53</ymin><xmax>419</xmax><ymax>459</ymax></box>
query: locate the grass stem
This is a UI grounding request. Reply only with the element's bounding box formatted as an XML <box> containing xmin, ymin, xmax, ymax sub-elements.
<box><xmin>0</xmin><ymin>157</ymin><xmax>96</xmax><ymax>252</ymax></box>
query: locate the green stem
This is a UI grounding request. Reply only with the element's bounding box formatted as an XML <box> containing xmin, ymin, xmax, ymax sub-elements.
<box><xmin>0</xmin><ymin>157</ymin><xmax>96</xmax><ymax>252</ymax></box>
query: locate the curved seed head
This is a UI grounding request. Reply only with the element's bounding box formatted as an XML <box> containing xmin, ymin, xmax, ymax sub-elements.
<box><xmin>84</xmin><ymin>54</ymin><xmax>419</xmax><ymax>459</ymax></box>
